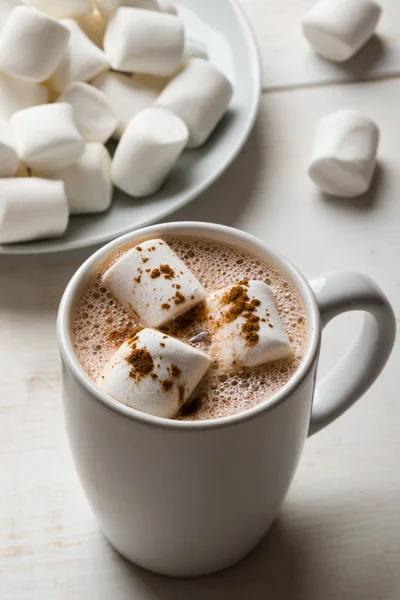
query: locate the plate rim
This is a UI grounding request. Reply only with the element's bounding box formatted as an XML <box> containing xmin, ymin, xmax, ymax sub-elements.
<box><xmin>0</xmin><ymin>0</ymin><xmax>261</xmax><ymax>256</ymax></box>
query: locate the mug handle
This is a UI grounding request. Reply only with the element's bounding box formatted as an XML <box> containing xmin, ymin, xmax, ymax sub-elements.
<box><xmin>308</xmin><ymin>272</ymin><xmax>396</xmax><ymax>436</ymax></box>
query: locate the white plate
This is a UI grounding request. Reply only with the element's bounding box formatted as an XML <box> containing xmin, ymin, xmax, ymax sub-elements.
<box><xmin>0</xmin><ymin>0</ymin><xmax>260</xmax><ymax>255</ymax></box>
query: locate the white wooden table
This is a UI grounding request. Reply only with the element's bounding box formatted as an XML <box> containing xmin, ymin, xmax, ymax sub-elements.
<box><xmin>1</xmin><ymin>2</ymin><xmax>400</xmax><ymax>598</ymax></box>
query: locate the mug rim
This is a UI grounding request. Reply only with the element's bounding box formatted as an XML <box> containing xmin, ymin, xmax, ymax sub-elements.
<box><xmin>57</xmin><ymin>222</ymin><xmax>321</xmax><ymax>431</ymax></box>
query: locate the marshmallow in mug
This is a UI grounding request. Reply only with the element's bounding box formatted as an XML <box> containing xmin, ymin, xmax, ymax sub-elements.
<box><xmin>0</xmin><ymin>6</ymin><xmax>70</xmax><ymax>82</ymax></box>
<box><xmin>96</xmin><ymin>0</ymin><xmax>161</xmax><ymax>19</ymax></box>
<box><xmin>92</xmin><ymin>72</ymin><xmax>159</xmax><ymax>140</ymax></box>
<box><xmin>0</xmin><ymin>178</ymin><xmax>69</xmax><ymax>244</ymax></box>
<box><xmin>308</xmin><ymin>109</ymin><xmax>380</xmax><ymax>197</ymax></box>
<box><xmin>111</xmin><ymin>107</ymin><xmax>188</xmax><ymax>197</ymax></box>
<box><xmin>33</xmin><ymin>143</ymin><xmax>112</xmax><ymax>215</ymax></box>
<box><xmin>98</xmin><ymin>327</ymin><xmax>211</xmax><ymax>418</ymax></box>
<box><xmin>0</xmin><ymin>73</ymin><xmax>48</xmax><ymax>119</ymax></box>
<box><xmin>49</xmin><ymin>19</ymin><xmax>109</xmax><ymax>93</ymax></box>
<box><xmin>0</xmin><ymin>116</ymin><xmax>19</xmax><ymax>178</ymax></box>
<box><xmin>156</xmin><ymin>58</ymin><xmax>233</xmax><ymax>148</ymax></box>
<box><xmin>58</xmin><ymin>82</ymin><xmax>117</xmax><ymax>144</ymax></box>
<box><xmin>302</xmin><ymin>0</ymin><xmax>382</xmax><ymax>62</ymax></box>
<box><xmin>25</xmin><ymin>0</ymin><xmax>92</xmax><ymax>18</ymax></box>
<box><xmin>10</xmin><ymin>103</ymin><xmax>85</xmax><ymax>172</ymax></box>
<box><xmin>206</xmin><ymin>280</ymin><xmax>292</xmax><ymax>368</ymax></box>
<box><xmin>104</xmin><ymin>7</ymin><xmax>184</xmax><ymax>76</ymax></box>
<box><xmin>102</xmin><ymin>238</ymin><xmax>206</xmax><ymax>327</ymax></box>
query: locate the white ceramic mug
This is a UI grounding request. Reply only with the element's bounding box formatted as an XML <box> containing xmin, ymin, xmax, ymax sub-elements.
<box><xmin>57</xmin><ymin>222</ymin><xmax>395</xmax><ymax>577</ymax></box>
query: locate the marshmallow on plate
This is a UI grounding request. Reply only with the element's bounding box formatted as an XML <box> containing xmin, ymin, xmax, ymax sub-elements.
<box><xmin>0</xmin><ymin>6</ymin><xmax>70</xmax><ymax>82</ymax></box>
<box><xmin>183</xmin><ymin>40</ymin><xmax>209</xmax><ymax>63</ymax></box>
<box><xmin>25</xmin><ymin>0</ymin><xmax>92</xmax><ymax>18</ymax></box>
<box><xmin>14</xmin><ymin>163</ymin><xmax>29</xmax><ymax>177</ymax></box>
<box><xmin>75</xmin><ymin>9</ymin><xmax>107</xmax><ymax>48</ymax></box>
<box><xmin>96</xmin><ymin>0</ymin><xmax>161</xmax><ymax>19</ymax></box>
<box><xmin>0</xmin><ymin>0</ymin><xmax>23</xmax><ymax>32</ymax></box>
<box><xmin>58</xmin><ymin>82</ymin><xmax>117</xmax><ymax>143</ymax></box>
<box><xmin>49</xmin><ymin>19</ymin><xmax>109</xmax><ymax>93</ymax></box>
<box><xmin>205</xmin><ymin>280</ymin><xmax>292</xmax><ymax>368</ymax></box>
<box><xmin>92</xmin><ymin>72</ymin><xmax>159</xmax><ymax>140</ymax></box>
<box><xmin>104</xmin><ymin>7</ymin><xmax>184</xmax><ymax>76</ymax></box>
<box><xmin>156</xmin><ymin>58</ymin><xmax>233</xmax><ymax>148</ymax></box>
<box><xmin>158</xmin><ymin>0</ymin><xmax>177</xmax><ymax>15</ymax></box>
<box><xmin>111</xmin><ymin>107</ymin><xmax>188</xmax><ymax>197</ymax></box>
<box><xmin>302</xmin><ymin>0</ymin><xmax>381</xmax><ymax>62</ymax></box>
<box><xmin>0</xmin><ymin>178</ymin><xmax>69</xmax><ymax>244</ymax></box>
<box><xmin>0</xmin><ymin>116</ymin><xmax>19</xmax><ymax>178</ymax></box>
<box><xmin>11</xmin><ymin>103</ymin><xmax>85</xmax><ymax>171</ymax></box>
<box><xmin>102</xmin><ymin>238</ymin><xmax>206</xmax><ymax>327</ymax></box>
<box><xmin>0</xmin><ymin>74</ymin><xmax>48</xmax><ymax>118</ymax></box>
<box><xmin>33</xmin><ymin>143</ymin><xmax>112</xmax><ymax>214</ymax></box>
<box><xmin>308</xmin><ymin>109</ymin><xmax>379</xmax><ymax>197</ymax></box>
<box><xmin>98</xmin><ymin>327</ymin><xmax>211</xmax><ymax>418</ymax></box>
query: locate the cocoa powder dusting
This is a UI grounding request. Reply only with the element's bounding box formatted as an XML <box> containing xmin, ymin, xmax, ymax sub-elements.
<box><xmin>178</xmin><ymin>384</ymin><xmax>186</xmax><ymax>406</ymax></box>
<box><xmin>161</xmin><ymin>303</ymin><xmax>170</xmax><ymax>310</ymax></box>
<box><xmin>220</xmin><ymin>283</ymin><xmax>261</xmax><ymax>346</ymax></box>
<box><xmin>150</xmin><ymin>268</ymin><xmax>161</xmax><ymax>279</ymax></box>
<box><xmin>126</xmin><ymin>348</ymin><xmax>154</xmax><ymax>379</ymax></box>
<box><xmin>170</xmin><ymin>364</ymin><xmax>182</xmax><ymax>378</ymax></box>
<box><xmin>160</xmin><ymin>264</ymin><xmax>175</xmax><ymax>280</ymax></box>
<box><xmin>161</xmin><ymin>379</ymin><xmax>173</xmax><ymax>392</ymax></box>
<box><xmin>173</xmin><ymin>291</ymin><xmax>185</xmax><ymax>305</ymax></box>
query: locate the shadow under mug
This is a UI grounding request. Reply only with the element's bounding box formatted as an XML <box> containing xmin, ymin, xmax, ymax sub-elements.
<box><xmin>57</xmin><ymin>222</ymin><xmax>395</xmax><ymax>577</ymax></box>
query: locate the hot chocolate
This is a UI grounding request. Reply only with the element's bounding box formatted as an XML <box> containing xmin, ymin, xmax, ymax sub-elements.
<box><xmin>71</xmin><ymin>236</ymin><xmax>307</xmax><ymax>420</ymax></box>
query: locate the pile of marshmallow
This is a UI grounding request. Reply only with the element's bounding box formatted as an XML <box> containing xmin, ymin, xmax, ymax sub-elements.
<box><xmin>303</xmin><ymin>0</ymin><xmax>382</xmax><ymax>198</ymax></box>
<box><xmin>0</xmin><ymin>0</ymin><xmax>233</xmax><ymax>244</ymax></box>
<box><xmin>98</xmin><ymin>239</ymin><xmax>292</xmax><ymax>418</ymax></box>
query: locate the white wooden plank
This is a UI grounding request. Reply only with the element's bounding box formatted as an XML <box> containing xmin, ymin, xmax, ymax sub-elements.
<box><xmin>1</xmin><ymin>79</ymin><xmax>400</xmax><ymax>597</ymax></box>
<box><xmin>239</xmin><ymin>0</ymin><xmax>400</xmax><ymax>90</ymax></box>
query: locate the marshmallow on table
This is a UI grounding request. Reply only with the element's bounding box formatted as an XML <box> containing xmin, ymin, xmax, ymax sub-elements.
<box><xmin>205</xmin><ymin>280</ymin><xmax>292</xmax><ymax>368</ymax></box>
<box><xmin>104</xmin><ymin>8</ymin><xmax>184</xmax><ymax>76</ymax></box>
<box><xmin>0</xmin><ymin>116</ymin><xmax>19</xmax><ymax>178</ymax></box>
<box><xmin>76</xmin><ymin>9</ymin><xmax>107</xmax><ymax>48</ymax></box>
<box><xmin>111</xmin><ymin>107</ymin><xmax>188</xmax><ymax>197</ymax></box>
<box><xmin>308</xmin><ymin>109</ymin><xmax>380</xmax><ymax>197</ymax></box>
<box><xmin>0</xmin><ymin>6</ymin><xmax>70</xmax><ymax>82</ymax></box>
<box><xmin>92</xmin><ymin>72</ymin><xmax>159</xmax><ymax>140</ymax></box>
<box><xmin>25</xmin><ymin>0</ymin><xmax>92</xmax><ymax>18</ymax></box>
<box><xmin>0</xmin><ymin>178</ymin><xmax>69</xmax><ymax>244</ymax></box>
<box><xmin>58</xmin><ymin>82</ymin><xmax>117</xmax><ymax>143</ymax></box>
<box><xmin>0</xmin><ymin>74</ymin><xmax>48</xmax><ymax>118</ymax></box>
<box><xmin>96</xmin><ymin>0</ymin><xmax>161</xmax><ymax>19</ymax></box>
<box><xmin>159</xmin><ymin>0</ymin><xmax>177</xmax><ymax>15</ymax></box>
<box><xmin>49</xmin><ymin>19</ymin><xmax>109</xmax><ymax>93</ymax></box>
<box><xmin>11</xmin><ymin>103</ymin><xmax>85</xmax><ymax>172</ymax></box>
<box><xmin>102</xmin><ymin>238</ymin><xmax>206</xmax><ymax>327</ymax></box>
<box><xmin>34</xmin><ymin>143</ymin><xmax>112</xmax><ymax>214</ymax></box>
<box><xmin>98</xmin><ymin>327</ymin><xmax>211</xmax><ymax>418</ymax></box>
<box><xmin>302</xmin><ymin>0</ymin><xmax>381</xmax><ymax>62</ymax></box>
<box><xmin>156</xmin><ymin>58</ymin><xmax>233</xmax><ymax>148</ymax></box>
